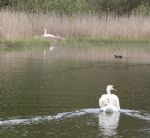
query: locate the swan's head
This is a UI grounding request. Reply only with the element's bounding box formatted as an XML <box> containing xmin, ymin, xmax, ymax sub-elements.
<box><xmin>106</xmin><ymin>85</ymin><xmax>117</xmax><ymax>94</ymax></box>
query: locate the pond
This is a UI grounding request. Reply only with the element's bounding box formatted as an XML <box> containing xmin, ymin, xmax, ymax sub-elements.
<box><xmin>0</xmin><ymin>44</ymin><xmax>150</xmax><ymax>138</ymax></box>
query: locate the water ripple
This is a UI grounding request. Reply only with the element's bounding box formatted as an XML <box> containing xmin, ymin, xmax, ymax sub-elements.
<box><xmin>120</xmin><ymin>109</ymin><xmax>150</xmax><ymax>121</ymax></box>
<box><xmin>0</xmin><ymin>108</ymin><xmax>149</xmax><ymax>126</ymax></box>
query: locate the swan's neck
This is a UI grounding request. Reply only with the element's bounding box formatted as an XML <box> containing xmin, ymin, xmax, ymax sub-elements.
<box><xmin>44</xmin><ymin>29</ymin><xmax>47</xmax><ymax>35</ymax></box>
<box><xmin>107</xmin><ymin>89</ymin><xmax>111</xmax><ymax>94</ymax></box>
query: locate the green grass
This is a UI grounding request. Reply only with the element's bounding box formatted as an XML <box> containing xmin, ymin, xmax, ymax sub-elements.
<box><xmin>1</xmin><ymin>37</ymin><xmax>150</xmax><ymax>47</ymax></box>
<box><xmin>60</xmin><ymin>37</ymin><xmax>150</xmax><ymax>47</ymax></box>
<box><xmin>0</xmin><ymin>38</ymin><xmax>50</xmax><ymax>47</ymax></box>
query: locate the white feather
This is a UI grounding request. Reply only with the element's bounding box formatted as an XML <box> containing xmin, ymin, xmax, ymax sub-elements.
<box><xmin>99</xmin><ymin>85</ymin><xmax>120</xmax><ymax>112</ymax></box>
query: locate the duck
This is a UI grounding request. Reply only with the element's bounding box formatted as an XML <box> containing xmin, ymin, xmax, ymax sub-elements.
<box><xmin>99</xmin><ymin>85</ymin><xmax>120</xmax><ymax>112</ymax></box>
<box><xmin>114</xmin><ymin>55</ymin><xmax>122</xmax><ymax>58</ymax></box>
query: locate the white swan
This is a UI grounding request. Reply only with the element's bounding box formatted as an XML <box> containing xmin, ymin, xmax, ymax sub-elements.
<box><xmin>99</xmin><ymin>85</ymin><xmax>120</xmax><ymax>112</ymax></box>
<box><xmin>43</xmin><ymin>29</ymin><xmax>64</xmax><ymax>40</ymax></box>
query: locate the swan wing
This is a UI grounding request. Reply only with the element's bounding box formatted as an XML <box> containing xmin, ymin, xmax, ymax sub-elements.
<box><xmin>99</xmin><ymin>94</ymin><xmax>120</xmax><ymax>108</ymax></box>
<box><xmin>110</xmin><ymin>94</ymin><xmax>120</xmax><ymax>108</ymax></box>
<box><xmin>99</xmin><ymin>94</ymin><xmax>109</xmax><ymax>107</ymax></box>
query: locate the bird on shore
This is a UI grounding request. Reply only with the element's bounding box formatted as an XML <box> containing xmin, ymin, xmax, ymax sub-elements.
<box><xmin>43</xmin><ymin>29</ymin><xmax>64</xmax><ymax>40</ymax></box>
<box><xmin>99</xmin><ymin>85</ymin><xmax>120</xmax><ymax>112</ymax></box>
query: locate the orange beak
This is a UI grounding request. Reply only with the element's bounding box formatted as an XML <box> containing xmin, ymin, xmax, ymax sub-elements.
<box><xmin>113</xmin><ymin>86</ymin><xmax>117</xmax><ymax>92</ymax></box>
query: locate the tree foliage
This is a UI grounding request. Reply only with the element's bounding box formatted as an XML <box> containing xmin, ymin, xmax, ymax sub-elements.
<box><xmin>0</xmin><ymin>0</ymin><xmax>150</xmax><ymax>15</ymax></box>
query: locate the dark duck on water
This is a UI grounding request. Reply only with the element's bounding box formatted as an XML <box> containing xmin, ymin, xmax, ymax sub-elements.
<box><xmin>114</xmin><ymin>55</ymin><xmax>123</xmax><ymax>58</ymax></box>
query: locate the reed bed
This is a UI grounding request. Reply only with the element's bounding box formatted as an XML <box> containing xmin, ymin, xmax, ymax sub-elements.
<box><xmin>0</xmin><ymin>10</ymin><xmax>150</xmax><ymax>40</ymax></box>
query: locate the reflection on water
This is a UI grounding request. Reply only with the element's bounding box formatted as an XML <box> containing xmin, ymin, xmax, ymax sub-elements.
<box><xmin>0</xmin><ymin>107</ymin><xmax>149</xmax><ymax>138</ymax></box>
<box><xmin>1</xmin><ymin>45</ymin><xmax>150</xmax><ymax>64</ymax></box>
<box><xmin>98</xmin><ymin>112</ymin><xmax>120</xmax><ymax>137</ymax></box>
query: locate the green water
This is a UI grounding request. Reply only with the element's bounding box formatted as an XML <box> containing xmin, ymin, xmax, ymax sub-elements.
<box><xmin>0</xmin><ymin>45</ymin><xmax>149</xmax><ymax>138</ymax></box>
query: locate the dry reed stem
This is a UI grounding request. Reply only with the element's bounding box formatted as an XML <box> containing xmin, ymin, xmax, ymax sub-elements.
<box><xmin>0</xmin><ymin>10</ymin><xmax>150</xmax><ymax>40</ymax></box>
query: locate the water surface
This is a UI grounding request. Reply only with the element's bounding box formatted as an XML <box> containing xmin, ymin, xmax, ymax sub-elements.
<box><xmin>0</xmin><ymin>44</ymin><xmax>149</xmax><ymax>138</ymax></box>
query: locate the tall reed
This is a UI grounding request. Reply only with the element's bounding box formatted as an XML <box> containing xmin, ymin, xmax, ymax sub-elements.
<box><xmin>0</xmin><ymin>10</ymin><xmax>150</xmax><ymax>40</ymax></box>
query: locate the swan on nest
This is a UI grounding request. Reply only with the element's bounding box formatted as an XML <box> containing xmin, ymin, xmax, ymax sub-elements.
<box><xmin>42</xmin><ymin>29</ymin><xmax>64</xmax><ymax>40</ymax></box>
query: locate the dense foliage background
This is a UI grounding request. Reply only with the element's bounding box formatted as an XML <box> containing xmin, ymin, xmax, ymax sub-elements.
<box><xmin>0</xmin><ymin>0</ymin><xmax>150</xmax><ymax>16</ymax></box>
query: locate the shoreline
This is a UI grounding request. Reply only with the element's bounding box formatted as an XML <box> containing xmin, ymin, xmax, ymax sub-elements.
<box><xmin>1</xmin><ymin>37</ymin><xmax>150</xmax><ymax>47</ymax></box>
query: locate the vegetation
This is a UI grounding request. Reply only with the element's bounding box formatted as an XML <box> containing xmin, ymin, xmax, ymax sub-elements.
<box><xmin>1</xmin><ymin>10</ymin><xmax>150</xmax><ymax>40</ymax></box>
<box><xmin>0</xmin><ymin>38</ymin><xmax>50</xmax><ymax>47</ymax></box>
<box><xmin>0</xmin><ymin>0</ymin><xmax>150</xmax><ymax>16</ymax></box>
<box><xmin>0</xmin><ymin>0</ymin><xmax>150</xmax><ymax>46</ymax></box>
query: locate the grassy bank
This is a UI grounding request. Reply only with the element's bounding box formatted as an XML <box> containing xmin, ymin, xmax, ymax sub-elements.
<box><xmin>0</xmin><ymin>38</ymin><xmax>50</xmax><ymax>47</ymax></box>
<box><xmin>0</xmin><ymin>10</ymin><xmax>150</xmax><ymax>46</ymax></box>
<box><xmin>1</xmin><ymin>37</ymin><xmax>150</xmax><ymax>47</ymax></box>
<box><xmin>60</xmin><ymin>37</ymin><xmax>150</xmax><ymax>48</ymax></box>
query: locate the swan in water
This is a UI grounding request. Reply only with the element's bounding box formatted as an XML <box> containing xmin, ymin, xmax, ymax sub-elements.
<box><xmin>99</xmin><ymin>85</ymin><xmax>120</xmax><ymax>112</ymax></box>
